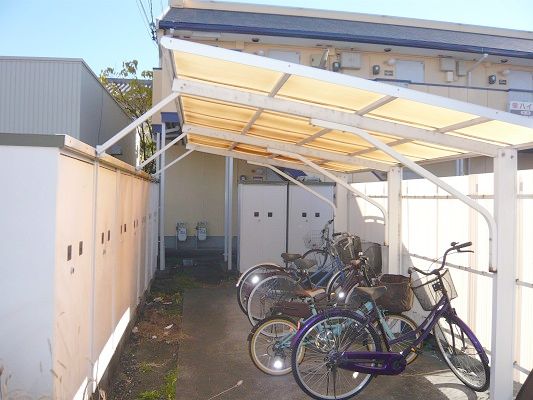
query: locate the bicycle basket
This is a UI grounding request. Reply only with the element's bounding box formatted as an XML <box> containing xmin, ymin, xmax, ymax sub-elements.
<box><xmin>333</xmin><ymin>234</ymin><xmax>362</xmax><ymax>264</ymax></box>
<box><xmin>411</xmin><ymin>269</ymin><xmax>458</xmax><ymax>311</ymax></box>
<box><xmin>375</xmin><ymin>274</ymin><xmax>413</xmax><ymax>313</ymax></box>
<box><xmin>303</xmin><ymin>230</ymin><xmax>325</xmax><ymax>250</ymax></box>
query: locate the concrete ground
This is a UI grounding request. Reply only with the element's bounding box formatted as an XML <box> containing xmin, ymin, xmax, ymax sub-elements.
<box><xmin>176</xmin><ymin>284</ymin><xmax>489</xmax><ymax>400</ymax></box>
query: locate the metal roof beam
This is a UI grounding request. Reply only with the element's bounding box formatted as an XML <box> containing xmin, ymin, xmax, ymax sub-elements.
<box><xmin>183</xmin><ymin>123</ymin><xmax>390</xmax><ymax>171</ymax></box>
<box><xmin>229</xmin><ymin>73</ymin><xmax>291</xmax><ymax>150</ymax></box>
<box><xmin>185</xmin><ymin>143</ymin><xmax>325</xmax><ymax>175</ymax></box>
<box><xmin>173</xmin><ymin>78</ymin><xmax>501</xmax><ymax>157</ymax></box>
<box><xmin>356</xmin><ymin>95</ymin><xmax>396</xmax><ymax>116</ymax></box>
<box><xmin>268</xmin><ymin>148</ymin><xmax>389</xmax><ymax>245</ymax></box>
<box><xmin>312</xmin><ymin>118</ymin><xmax>497</xmax><ymax>269</ymax></box>
<box><xmin>296</xmin><ymin>128</ymin><xmax>331</xmax><ymax>145</ymax></box>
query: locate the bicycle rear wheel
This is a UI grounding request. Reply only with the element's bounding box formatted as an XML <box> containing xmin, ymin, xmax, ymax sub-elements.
<box><xmin>433</xmin><ymin>314</ymin><xmax>490</xmax><ymax>392</ymax></box>
<box><xmin>246</xmin><ymin>274</ymin><xmax>300</xmax><ymax>325</ymax></box>
<box><xmin>302</xmin><ymin>249</ymin><xmax>329</xmax><ymax>274</ymax></box>
<box><xmin>291</xmin><ymin>311</ymin><xmax>382</xmax><ymax>400</ymax></box>
<box><xmin>237</xmin><ymin>264</ymin><xmax>285</xmax><ymax>315</ymax></box>
<box><xmin>326</xmin><ymin>267</ymin><xmax>362</xmax><ymax>303</ymax></box>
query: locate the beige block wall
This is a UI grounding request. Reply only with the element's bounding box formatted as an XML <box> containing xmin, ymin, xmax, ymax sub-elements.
<box><xmin>164</xmin><ymin>144</ymin><xmax>270</xmax><ymax>238</ymax></box>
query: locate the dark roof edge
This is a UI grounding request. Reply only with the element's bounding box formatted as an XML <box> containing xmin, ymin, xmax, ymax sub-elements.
<box><xmin>159</xmin><ymin>21</ymin><xmax>533</xmax><ymax>59</ymax></box>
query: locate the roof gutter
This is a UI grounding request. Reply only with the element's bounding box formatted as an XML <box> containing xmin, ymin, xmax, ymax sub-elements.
<box><xmin>158</xmin><ymin>21</ymin><xmax>533</xmax><ymax>60</ymax></box>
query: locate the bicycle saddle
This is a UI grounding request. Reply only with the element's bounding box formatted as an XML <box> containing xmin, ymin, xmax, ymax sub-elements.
<box><xmin>352</xmin><ymin>286</ymin><xmax>387</xmax><ymax>301</ymax></box>
<box><xmin>281</xmin><ymin>253</ymin><xmax>302</xmax><ymax>262</ymax></box>
<box><xmin>294</xmin><ymin>258</ymin><xmax>317</xmax><ymax>270</ymax></box>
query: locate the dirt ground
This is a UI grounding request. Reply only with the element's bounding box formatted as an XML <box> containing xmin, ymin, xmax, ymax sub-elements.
<box><xmin>100</xmin><ymin>252</ymin><xmax>234</xmax><ymax>400</ymax></box>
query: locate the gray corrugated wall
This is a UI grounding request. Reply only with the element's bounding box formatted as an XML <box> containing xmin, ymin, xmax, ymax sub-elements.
<box><xmin>0</xmin><ymin>58</ymin><xmax>81</xmax><ymax>137</ymax></box>
<box><xmin>0</xmin><ymin>57</ymin><xmax>136</xmax><ymax>165</ymax></box>
<box><xmin>79</xmin><ymin>68</ymin><xmax>135</xmax><ymax>165</ymax></box>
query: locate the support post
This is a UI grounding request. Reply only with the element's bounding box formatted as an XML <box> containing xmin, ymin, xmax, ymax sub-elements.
<box><xmin>387</xmin><ymin>167</ymin><xmax>402</xmax><ymax>274</ymax></box>
<box><xmin>225</xmin><ymin>157</ymin><xmax>234</xmax><ymax>271</ymax></box>
<box><xmin>490</xmin><ymin>148</ymin><xmax>517</xmax><ymax>400</ymax></box>
<box><xmin>158</xmin><ymin>125</ymin><xmax>166</xmax><ymax>270</ymax></box>
<box><xmin>224</xmin><ymin>158</ymin><xmax>229</xmax><ymax>263</ymax></box>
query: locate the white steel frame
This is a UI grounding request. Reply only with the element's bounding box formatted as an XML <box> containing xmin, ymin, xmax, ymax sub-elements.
<box><xmin>95</xmin><ymin>36</ymin><xmax>532</xmax><ymax>399</ymax></box>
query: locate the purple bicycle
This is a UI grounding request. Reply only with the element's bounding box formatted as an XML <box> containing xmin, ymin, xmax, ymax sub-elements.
<box><xmin>290</xmin><ymin>241</ymin><xmax>490</xmax><ymax>400</ymax></box>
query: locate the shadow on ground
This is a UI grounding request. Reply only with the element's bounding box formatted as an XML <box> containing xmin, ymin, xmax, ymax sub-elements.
<box><xmin>177</xmin><ymin>285</ymin><xmax>489</xmax><ymax>400</ymax></box>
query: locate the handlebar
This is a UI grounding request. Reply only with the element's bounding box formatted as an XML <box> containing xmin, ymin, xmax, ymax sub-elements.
<box><xmin>408</xmin><ymin>241</ymin><xmax>473</xmax><ymax>276</ymax></box>
<box><xmin>332</xmin><ymin>232</ymin><xmax>342</xmax><ymax>237</ymax></box>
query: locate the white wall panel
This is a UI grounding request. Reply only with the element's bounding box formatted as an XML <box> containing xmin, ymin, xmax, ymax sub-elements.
<box><xmin>92</xmin><ymin>166</ymin><xmax>118</xmax><ymax>369</ymax></box>
<box><xmin>53</xmin><ymin>155</ymin><xmax>95</xmax><ymax>400</ymax></box>
<box><xmin>0</xmin><ymin>146</ymin><xmax>58</xmax><ymax>398</ymax></box>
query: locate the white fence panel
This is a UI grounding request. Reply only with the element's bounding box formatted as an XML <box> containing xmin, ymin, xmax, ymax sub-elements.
<box><xmin>351</xmin><ymin>169</ymin><xmax>533</xmax><ymax>384</ymax></box>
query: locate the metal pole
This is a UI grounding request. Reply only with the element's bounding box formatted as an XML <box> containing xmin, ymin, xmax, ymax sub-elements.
<box><xmin>153</xmin><ymin>149</ymin><xmax>194</xmax><ymax>176</ymax></box>
<box><xmin>159</xmin><ymin>125</ymin><xmax>166</xmax><ymax>271</ymax></box>
<box><xmin>97</xmin><ymin>92</ymin><xmax>179</xmax><ymax>155</ymax></box>
<box><xmin>490</xmin><ymin>148</ymin><xmax>517</xmax><ymax>400</ymax></box>
<box><xmin>138</xmin><ymin>132</ymin><xmax>187</xmax><ymax>170</ymax></box>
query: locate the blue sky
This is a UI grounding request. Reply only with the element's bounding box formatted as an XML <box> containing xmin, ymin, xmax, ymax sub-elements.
<box><xmin>0</xmin><ymin>0</ymin><xmax>531</xmax><ymax>76</ymax></box>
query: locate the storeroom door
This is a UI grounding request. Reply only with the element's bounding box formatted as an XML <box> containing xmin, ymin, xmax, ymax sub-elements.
<box><xmin>288</xmin><ymin>183</ymin><xmax>335</xmax><ymax>255</ymax></box>
<box><xmin>238</xmin><ymin>182</ymin><xmax>287</xmax><ymax>272</ymax></box>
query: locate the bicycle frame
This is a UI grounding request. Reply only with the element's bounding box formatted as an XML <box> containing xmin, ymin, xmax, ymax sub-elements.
<box><xmin>292</xmin><ymin>293</ymin><xmax>488</xmax><ymax>376</ymax></box>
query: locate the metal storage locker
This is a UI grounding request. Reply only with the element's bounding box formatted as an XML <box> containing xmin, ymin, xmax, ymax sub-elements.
<box><xmin>238</xmin><ymin>182</ymin><xmax>288</xmax><ymax>272</ymax></box>
<box><xmin>287</xmin><ymin>183</ymin><xmax>335</xmax><ymax>255</ymax></box>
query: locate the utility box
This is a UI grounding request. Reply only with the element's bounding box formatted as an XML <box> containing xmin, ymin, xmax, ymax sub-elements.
<box><xmin>176</xmin><ymin>222</ymin><xmax>187</xmax><ymax>241</ymax></box>
<box><xmin>238</xmin><ymin>181</ymin><xmax>336</xmax><ymax>272</ymax></box>
<box><xmin>196</xmin><ymin>221</ymin><xmax>207</xmax><ymax>241</ymax></box>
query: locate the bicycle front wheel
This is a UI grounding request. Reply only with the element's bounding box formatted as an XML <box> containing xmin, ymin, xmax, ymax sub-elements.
<box><xmin>382</xmin><ymin>313</ymin><xmax>420</xmax><ymax>365</ymax></box>
<box><xmin>433</xmin><ymin>315</ymin><xmax>490</xmax><ymax>392</ymax></box>
<box><xmin>249</xmin><ymin>316</ymin><xmax>300</xmax><ymax>375</ymax></box>
<box><xmin>291</xmin><ymin>311</ymin><xmax>382</xmax><ymax>400</ymax></box>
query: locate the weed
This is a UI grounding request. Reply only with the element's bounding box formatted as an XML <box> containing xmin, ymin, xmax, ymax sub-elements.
<box><xmin>162</xmin><ymin>369</ymin><xmax>178</xmax><ymax>400</ymax></box>
<box><xmin>139</xmin><ymin>362</ymin><xmax>154</xmax><ymax>373</ymax></box>
<box><xmin>136</xmin><ymin>390</ymin><xmax>160</xmax><ymax>400</ymax></box>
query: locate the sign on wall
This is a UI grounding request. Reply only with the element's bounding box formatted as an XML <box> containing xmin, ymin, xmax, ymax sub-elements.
<box><xmin>509</xmin><ymin>101</ymin><xmax>533</xmax><ymax>117</ymax></box>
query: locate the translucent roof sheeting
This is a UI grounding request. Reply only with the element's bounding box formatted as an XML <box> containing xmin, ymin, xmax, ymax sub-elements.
<box><xmin>161</xmin><ymin>37</ymin><xmax>533</xmax><ymax>173</ymax></box>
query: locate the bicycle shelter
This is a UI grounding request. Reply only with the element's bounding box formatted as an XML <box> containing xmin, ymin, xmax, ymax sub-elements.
<box><xmin>97</xmin><ymin>37</ymin><xmax>533</xmax><ymax>399</ymax></box>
